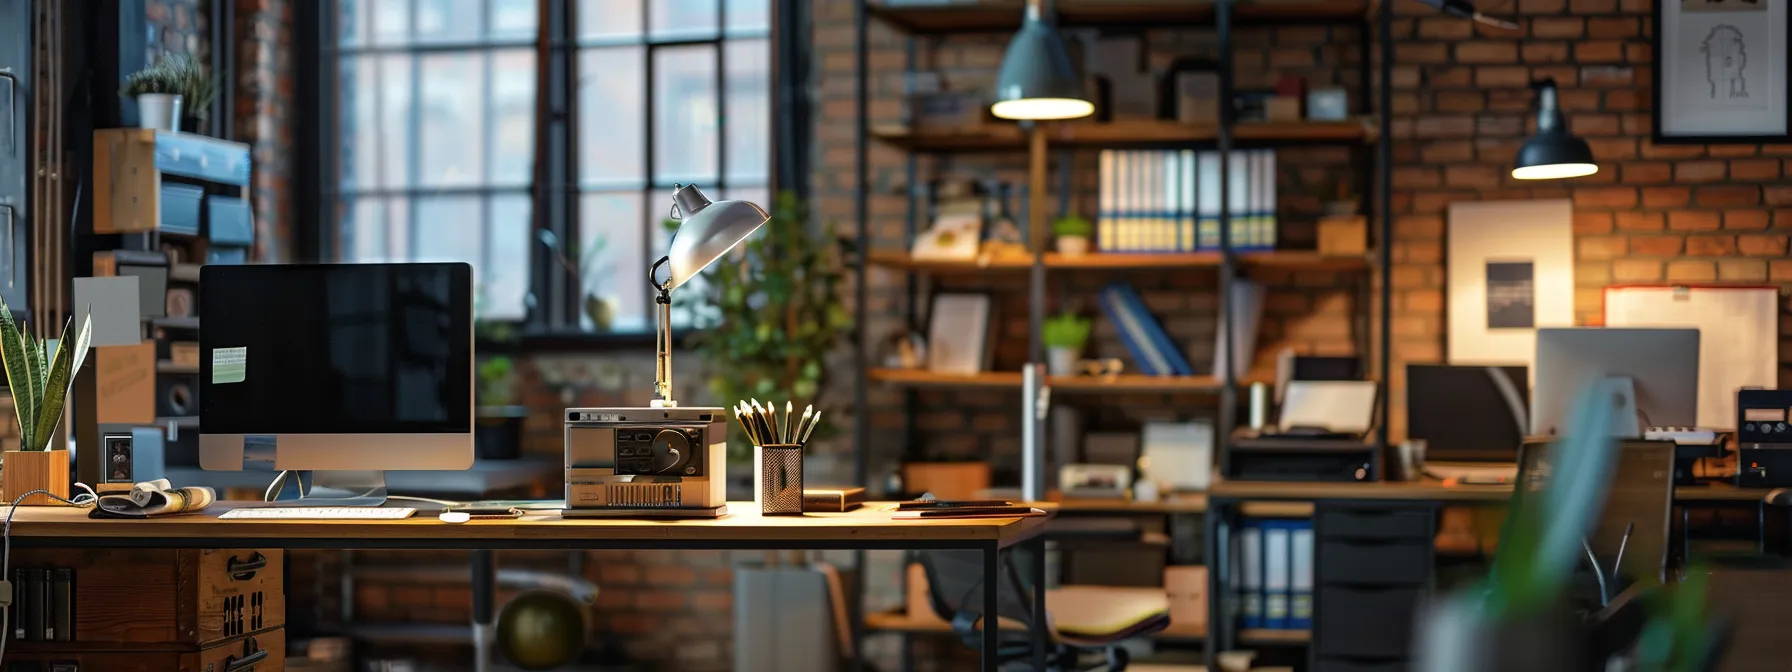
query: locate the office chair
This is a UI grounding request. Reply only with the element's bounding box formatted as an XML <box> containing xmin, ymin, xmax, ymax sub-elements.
<box><xmin>915</xmin><ymin>549</ymin><xmax>1170</xmax><ymax>671</ymax></box>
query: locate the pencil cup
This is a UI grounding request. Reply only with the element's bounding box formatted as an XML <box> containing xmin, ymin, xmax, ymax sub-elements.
<box><xmin>756</xmin><ymin>444</ymin><xmax>804</xmax><ymax>515</ymax></box>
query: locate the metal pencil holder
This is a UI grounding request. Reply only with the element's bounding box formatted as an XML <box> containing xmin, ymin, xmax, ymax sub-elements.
<box><xmin>756</xmin><ymin>444</ymin><xmax>804</xmax><ymax>515</ymax></box>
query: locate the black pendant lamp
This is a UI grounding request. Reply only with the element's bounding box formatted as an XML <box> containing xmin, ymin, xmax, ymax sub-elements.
<box><xmin>1512</xmin><ymin>78</ymin><xmax>1597</xmax><ymax>180</ymax></box>
<box><xmin>990</xmin><ymin>0</ymin><xmax>1094</xmax><ymax>121</ymax></box>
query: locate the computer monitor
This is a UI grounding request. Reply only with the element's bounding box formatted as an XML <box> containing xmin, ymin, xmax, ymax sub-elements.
<box><xmin>198</xmin><ymin>262</ymin><xmax>474</xmax><ymax>502</ymax></box>
<box><xmin>1407</xmin><ymin>364</ymin><xmax>1528</xmax><ymax>462</ymax></box>
<box><xmin>1532</xmin><ymin>328</ymin><xmax>1699</xmax><ymax>438</ymax></box>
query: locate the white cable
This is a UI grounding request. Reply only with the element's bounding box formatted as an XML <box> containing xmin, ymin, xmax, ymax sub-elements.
<box><xmin>1</xmin><ymin>487</ymin><xmax>97</xmax><ymax>665</ymax></box>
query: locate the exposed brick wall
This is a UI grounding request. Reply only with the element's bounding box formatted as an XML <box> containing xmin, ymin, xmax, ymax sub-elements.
<box><xmin>234</xmin><ymin>0</ymin><xmax>296</xmax><ymax>262</ymax></box>
<box><xmin>145</xmin><ymin>0</ymin><xmax>206</xmax><ymax>64</ymax></box>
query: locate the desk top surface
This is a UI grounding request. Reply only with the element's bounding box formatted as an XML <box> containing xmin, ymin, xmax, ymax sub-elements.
<box><xmin>1207</xmin><ymin>479</ymin><xmax>1767</xmax><ymax>503</ymax></box>
<box><xmin>3</xmin><ymin>502</ymin><xmax>1051</xmax><ymax>551</ymax></box>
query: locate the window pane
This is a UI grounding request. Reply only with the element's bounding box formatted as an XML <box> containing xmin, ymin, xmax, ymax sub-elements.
<box><xmin>340</xmin><ymin>197</ymin><xmax>412</xmax><ymax>262</ymax></box>
<box><xmin>370</xmin><ymin>0</ymin><xmax>412</xmax><ymax>46</ymax></box>
<box><xmin>415</xmin><ymin>0</ymin><xmax>483</xmax><ymax>44</ymax></box>
<box><xmin>650</xmin><ymin>0</ymin><xmax>718</xmax><ymax>40</ymax></box>
<box><xmin>578</xmin><ymin>47</ymin><xmax>645</xmax><ymax>188</ymax></box>
<box><xmin>418</xmin><ymin>52</ymin><xmax>487</xmax><ymax>188</ymax></box>
<box><xmin>724</xmin><ymin>39</ymin><xmax>769</xmax><ymax>185</ymax></box>
<box><xmin>338</xmin><ymin>56</ymin><xmax>379</xmax><ymax>190</ymax></box>
<box><xmin>581</xmin><ymin>192</ymin><xmax>646</xmax><ymax>332</ymax></box>
<box><xmin>485</xmin><ymin>194</ymin><xmax>531</xmax><ymax>320</ymax></box>
<box><xmin>579</xmin><ymin>0</ymin><xmax>642</xmax><ymax>40</ymax></box>
<box><xmin>378</xmin><ymin>55</ymin><xmax>413</xmax><ymax>188</ymax></box>
<box><xmin>415</xmin><ymin>195</ymin><xmax>483</xmax><ymax>264</ymax></box>
<box><xmin>724</xmin><ymin>0</ymin><xmax>768</xmax><ymax>35</ymax></box>
<box><xmin>726</xmin><ymin>187</ymin><xmax>769</xmax><ymax>213</ymax></box>
<box><xmin>339</xmin><ymin>0</ymin><xmax>367</xmax><ymax>46</ymax></box>
<box><xmin>653</xmin><ymin>46</ymin><xmax>718</xmax><ymax>186</ymax></box>
<box><xmin>490</xmin><ymin>49</ymin><xmax>536</xmax><ymax>186</ymax></box>
<box><xmin>490</xmin><ymin>0</ymin><xmax>537</xmax><ymax>40</ymax></box>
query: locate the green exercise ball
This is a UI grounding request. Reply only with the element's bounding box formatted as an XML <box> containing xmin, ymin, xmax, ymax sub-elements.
<box><xmin>496</xmin><ymin>590</ymin><xmax>589</xmax><ymax>670</ymax></box>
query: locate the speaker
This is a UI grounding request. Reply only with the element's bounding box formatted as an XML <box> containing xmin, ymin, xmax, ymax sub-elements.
<box><xmin>156</xmin><ymin>375</ymin><xmax>199</xmax><ymax>418</ymax></box>
<box><xmin>80</xmin><ymin>426</ymin><xmax>166</xmax><ymax>492</ymax></box>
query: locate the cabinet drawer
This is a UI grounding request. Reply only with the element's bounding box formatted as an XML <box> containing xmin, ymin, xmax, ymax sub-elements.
<box><xmin>207</xmin><ymin>195</ymin><xmax>253</xmax><ymax>245</ymax></box>
<box><xmin>1317</xmin><ymin>540</ymin><xmax>1430</xmax><ymax>586</ymax></box>
<box><xmin>10</xmin><ymin>548</ymin><xmax>284</xmax><ymax>648</ymax></box>
<box><xmin>159</xmin><ymin>183</ymin><xmax>204</xmax><ymax>236</ymax></box>
<box><xmin>1318</xmin><ymin>506</ymin><xmax>1432</xmax><ymax>541</ymax></box>
<box><xmin>1315</xmin><ymin>658</ymin><xmax>1406</xmax><ymax>672</ymax></box>
<box><xmin>1315</xmin><ymin>585</ymin><xmax>1422</xmax><ymax>659</ymax></box>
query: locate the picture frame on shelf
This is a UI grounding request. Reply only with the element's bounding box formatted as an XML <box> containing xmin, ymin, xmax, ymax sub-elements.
<box><xmin>1654</xmin><ymin>0</ymin><xmax>1792</xmax><ymax>142</ymax></box>
<box><xmin>924</xmin><ymin>293</ymin><xmax>992</xmax><ymax>375</ymax></box>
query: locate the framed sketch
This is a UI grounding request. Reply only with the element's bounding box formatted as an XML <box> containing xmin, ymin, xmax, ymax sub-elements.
<box><xmin>925</xmin><ymin>293</ymin><xmax>992</xmax><ymax>375</ymax></box>
<box><xmin>1446</xmin><ymin>200</ymin><xmax>1575</xmax><ymax>374</ymax></box>
<box><xmin>1655</xmin><ymin>0</ymin><xmax>1792</xmax><ymax>142</ymax></box>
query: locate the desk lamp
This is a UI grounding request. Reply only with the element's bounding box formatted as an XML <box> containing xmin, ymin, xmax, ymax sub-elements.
<box><xmin>649</xmin><ymin>184</ymin><xmax>769</xmax><ymax>407</ymax></box>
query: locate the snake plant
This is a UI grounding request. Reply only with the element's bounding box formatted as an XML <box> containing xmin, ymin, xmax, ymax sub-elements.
<box><xmin>0</xmin><ymin>296</ymin><xmax>93</xmax><ymax>452</ymax></box>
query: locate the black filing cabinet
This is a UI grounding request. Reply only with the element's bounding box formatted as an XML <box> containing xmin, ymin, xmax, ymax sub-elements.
<box><xmin>1312</xmin><ymin>503</ymin><xmax>1435</xmax><ymax>672</ymax></box>
<box><xmin>0</xmin><ymin>0</ymin><xmax>27</xmax><ymax>311</ymax></box>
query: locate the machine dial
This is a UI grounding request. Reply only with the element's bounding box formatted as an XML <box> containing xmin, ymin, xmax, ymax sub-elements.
<box><xmin>652</xmin><ymin>429</ymin><xmax>692</xmax><ymax>473</ymax></box>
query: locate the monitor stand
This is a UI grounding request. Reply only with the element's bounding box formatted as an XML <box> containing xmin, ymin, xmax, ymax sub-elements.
<box><xmin>269</xmin><ymin>470</ymin><xmax>390</xmax><ymax>507</ymax></box>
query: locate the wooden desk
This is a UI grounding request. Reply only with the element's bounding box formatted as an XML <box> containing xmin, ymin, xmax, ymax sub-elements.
<box><xmin>6</xmin><ymin>501</ymin><xmax>1053</xmax><ymax>672</ymax></box>
<box><xmin>1206</xmin><ymin>479</ymin><xmax>1769</xmax><ymax>504</ymax></box>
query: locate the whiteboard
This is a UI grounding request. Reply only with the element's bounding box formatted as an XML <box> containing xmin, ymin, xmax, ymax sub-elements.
<box><xmin>1603</xmin><ymin>285</ymin><xmax>1778</xmax><ymax>429</ymax></box>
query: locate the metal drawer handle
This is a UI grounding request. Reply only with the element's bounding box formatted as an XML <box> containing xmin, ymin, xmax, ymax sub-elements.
<box><xmin>224</xmin><ymin>636</ymin><xmax>268</xmax><ymax>671</ymax></box>
<box><xmin>227</xmin><ymin>551</ymin><xmax>268</xmax><ymax>580</ymax></box>
<box><xmin>2</xmin><ymin>204</ymin><xmax>12</xmax><ymax>290</ymax></box>
<box><xmin>0</xmin><ymin>69</ymin><xmax>14</xmax><ymax>155</ymax></box>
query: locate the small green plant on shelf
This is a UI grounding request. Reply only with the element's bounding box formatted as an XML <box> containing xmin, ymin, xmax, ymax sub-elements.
<box><xmin>1052</xmin><ymin>214</ymin><xmax>1094</xmax><ymax>257</ymax></box>
<box><xmin>120</xmin><ymin>59</ymin><xmax>181</xmax><ymax>97</ymax></box>
<box><xmin>476</xmin><ymin>356</ymin><xmax>516</xmax><ymax>408</ymax></box>
<box><xmin>0</xmin><ymin>296</ymin><xmax>94</xmax><ymax>452</ymax></box>
<box><xmin>671</xmin><ymin>192</ymin><xmax>854</xmax><ymax>461</ymax></box>
<box><xmin>1041</xmin><ymin>311</ymin><xmax>1092</xmax><ymax>350</ymax></box>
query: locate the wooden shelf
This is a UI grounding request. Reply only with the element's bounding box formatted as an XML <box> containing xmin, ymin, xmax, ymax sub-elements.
<box><xmin>866</xmin><ymin>249</ymin><xmax>1371</xmax><ymax>273</ymax></box>
<box><xmin>864</xmin><ymin>608</ymin><xmax>1207</xmax><ymax>640</ymax></box>
<box><xmin>872</xmin><ymin>119</ymin><xmax>1376</xmax><ymax>153</ymax></box>
<box><xmin>1238</xmin><ymin>628</ymin><xmax>1311</xmax><ymax>645</ymax></box>
<box><xmin>1054</xmin><ymin>493</ymin><xmax>1208</xmax><ymax>514</ymax></box>
<box><xmin>868</xmin><ymin>0</ymin><xmax>1371</xmax><ymax>34</ymax></box>
<box><xmin>867</xmin><ymin>369</ymin><xmax>1275</xmax><ymax>392</ymax></box>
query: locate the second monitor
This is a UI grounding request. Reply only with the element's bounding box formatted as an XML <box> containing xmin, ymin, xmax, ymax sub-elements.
<box><xmin>1532</xmin><ymin>327</ymin><xmax>1700</xmax><ymax>438</ymax></box>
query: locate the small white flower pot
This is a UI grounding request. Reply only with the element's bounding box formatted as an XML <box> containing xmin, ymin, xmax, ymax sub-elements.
<box><xmin>1047</xmin><ymin>347</ymin><xmax>1080</xmax><ymax>376</ymax></box>
<box><xmin>1056</xmin><ymin>235</ymin><xmax>1091</xmax><ymax>257</ymax></box>
<box><xmin>137</xmin><ymin>93</ymin><xmax>183</xmax><ymax>132</ymax></box>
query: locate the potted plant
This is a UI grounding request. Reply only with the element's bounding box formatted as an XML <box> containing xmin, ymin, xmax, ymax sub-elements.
<box><xmin>1052</xmin><ymin>214</ymin><xmax>1094</xmax><ymax>257</ymax></box>
<box><xmin>121</xmin><ymin>56</ymin><xmax>183</xmax><ymax>132</ymax></box>
<box><xmin>474</xmin><ymin>355</ymin><xmax>526</xmax><ymax>460</ymax></box>
<box><xmin>164</xmin><ymin>53</ymin><xmax>216</xmax><ymax>134</ymax></box>
<box><xmin>0</xmin><ymin>297</ymin><xmax>92</xmax><ymax>505</ymax></box>
<box><xmin>1041</xmin><ymin>311</ymin><xmax>1092</xmax><ymax>376</ymax></box>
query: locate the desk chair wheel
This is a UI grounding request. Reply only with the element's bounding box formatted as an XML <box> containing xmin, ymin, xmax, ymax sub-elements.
<box><xmin>1105</xmin><ymin>646</ymin><xmax>1129</xmax><ymax>671</ymax></box>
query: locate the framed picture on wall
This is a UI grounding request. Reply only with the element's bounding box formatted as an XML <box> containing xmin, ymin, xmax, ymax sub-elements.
<box><xmin>1655</xmin><ymin>0</ymin><xmax>1792</xmax><ymax>142</ymax></box>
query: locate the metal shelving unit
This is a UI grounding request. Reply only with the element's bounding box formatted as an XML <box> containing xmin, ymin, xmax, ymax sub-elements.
<box><xmin>847</xmin><ymin>0</ymin><xmax>1394</xmax><ymax>668</ymax></box>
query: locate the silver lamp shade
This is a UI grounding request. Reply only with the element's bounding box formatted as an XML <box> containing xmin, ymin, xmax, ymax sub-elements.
<box><xmin>665</xmin><ymin>184</ymin><xmax>770</xmax><ymax>290</ymax></box>
<box><xmin>990</xmin><ymin>1</ymin><xmax>1093</xmax><ymax>121</ymax></box>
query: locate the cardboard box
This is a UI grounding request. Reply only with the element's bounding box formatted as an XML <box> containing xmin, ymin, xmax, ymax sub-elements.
<box><xmin>1164</xmin><ymin>565</ymin><xmax>1209</xmax><ymax>632</ymax></box>
<box><xmin>1318</xmin><ymin>215</ymin><xmax>1368</xmax><ymax>256</ymax></box>
<box><xmin>1266</xmin><ymin>96</ymin><xmax>1303</xmax><ymax>122</ymax></box>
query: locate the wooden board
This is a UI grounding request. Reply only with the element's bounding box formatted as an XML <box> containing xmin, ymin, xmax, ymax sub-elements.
<box><xmin>6</xmin><ymin>627</ymin><xmax>285</xmax><ymax>671</ymax></box>
<box><xmin>2</xmin><ymin>502</ymin><xmax>1052</xmax><ymax>548</ymax></box>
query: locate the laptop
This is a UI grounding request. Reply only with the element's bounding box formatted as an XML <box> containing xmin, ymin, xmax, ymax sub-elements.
<box><xmin>1407</xmin><ymin>364</ymin><xmax>1529</xmax><ymax>484</ymax></box>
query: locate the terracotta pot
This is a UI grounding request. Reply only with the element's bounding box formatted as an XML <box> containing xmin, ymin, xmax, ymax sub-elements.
<box><xmin>2</xmin><ymin>449</ymin><xmax>72</xmax><ymax>506</ymax></box>
<box><xmin>1056</xmin><ymin>235</ymin><xmax>1091</xmax><ymax>257</ymax></box>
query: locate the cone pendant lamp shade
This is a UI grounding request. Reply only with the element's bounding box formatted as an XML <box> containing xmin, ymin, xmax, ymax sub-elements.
<box><xmin>991</xmin><ymin>2</ymin><xmax>1093</xmax><ymax>121</ymax></box>
<box><xmin>1512</xmin><ymin>79</ymin><xmax>1597</xmax><ymax>180</ymax></box>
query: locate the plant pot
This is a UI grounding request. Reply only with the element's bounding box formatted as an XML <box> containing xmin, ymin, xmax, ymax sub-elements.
<box><xmin>583</xmin><ymin>293</ymin><xmax>614</xmax><ymax>332</ymax></box>
<box><xmin>475</xmin><ymin>406</ymin><xmax>530</xmax><ymax>460</ymax></box>
<box><xmin>1047</xmin><ymin>346</ymin><xmax>1080</xmax><ymax>376</ymax></box>
<box><xmin>1412</xmin><ymin>597</ymin><xmax>1587</xmax><ymax>672</ymax></box>
<box><xmin>2</xmin><ymin>450</ymin><xmax>71</xmax><ymax>506</ymax></box>
<box><xmin>178</xmin><ymin>114</ymin><xmax>207</xmax><ymax>134</ymax></box>
<box><xmin>137</xmin><ymin>93</ymin><xmax>182</xmax><ymax>132</ymax></box>
<box><xmin>1056</xmin><ymin>235</ymin><xmax>1091</xmax><ymax>257</ymax></box>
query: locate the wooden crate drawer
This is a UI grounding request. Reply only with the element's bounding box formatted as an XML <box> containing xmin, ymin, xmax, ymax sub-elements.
<box><xmin>1316</xmin><ymin>540</ymin><xmax>1431</xmax><ymax>586</ymax></box>
<box><xmin>1317</xmin><ymin>506</ymin><xmax>1433</xmax><ymax>541</ymax></box>
<box><xmin>11</xmin><ymin>548</ymin><xmax>284</xmax><ymax>647</ymax></box>
<box><xmin>4</xmin><ymin>627</ymin><xmax>285</xmax><ymax>671</ymax></box>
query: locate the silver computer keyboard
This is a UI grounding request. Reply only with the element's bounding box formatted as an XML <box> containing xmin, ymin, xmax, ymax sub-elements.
<box><xmin>219</xmin><ymin>506</ymin><xmax>417</xmax><ymax>520</ymax></box>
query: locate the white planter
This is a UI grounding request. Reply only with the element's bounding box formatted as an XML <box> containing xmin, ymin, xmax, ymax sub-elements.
<box><xmin>1055</xmin><ymin>235</ymin><xmax>1090</xmax><ymax>257</ymax></box>
<box><xmin>137</xmin><ymin>93</ymin><xmax>182</xmax><ymax>132</ymax></box>
<box><xmin>1047</xmin><ymin>346</ymin><xmax>1080</xmax><ymax>376</ymax></box>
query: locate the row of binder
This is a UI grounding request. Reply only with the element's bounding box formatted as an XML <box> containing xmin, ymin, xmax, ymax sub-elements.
<box><xmin>1235</xmin><ymin>519</ymin><xmax>1314</xmax><ymax>630</ymax></box>
<box><xmin>1096</xmin><ymin>149</ymin><xmax>1279</xmax><ymax>253</ymax></box>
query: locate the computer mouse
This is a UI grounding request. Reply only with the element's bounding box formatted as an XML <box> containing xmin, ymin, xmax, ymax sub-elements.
<box><xmin>439</xmin><ymin>511</ymin><xmax>471</xmax><ymax>524</ymax></box>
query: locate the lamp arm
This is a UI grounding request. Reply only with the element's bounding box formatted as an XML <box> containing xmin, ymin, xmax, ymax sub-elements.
<box><xmin>650</xmin><ymin>256</ymin><xmax>676</xmax><ymax>407</ymax></box>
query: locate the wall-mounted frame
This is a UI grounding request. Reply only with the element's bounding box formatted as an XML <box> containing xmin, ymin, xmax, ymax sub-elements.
<box><xmin>1654</xmin><ymin>0</ymin><xmax>1792</xmax><ymax>143</ymax></box>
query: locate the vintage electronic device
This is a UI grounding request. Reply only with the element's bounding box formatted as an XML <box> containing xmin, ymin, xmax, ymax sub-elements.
<box><xmin>81</xmin><ymin>427</ymin><xmax>167</xmax><ymax>493</ymax></box>
<box><xmin>1736</xmin><ymin>389</ymin><xmax>1792</xmax><ymax>488</ymax></box>
<box><xmin>1533</xmin><ymin>328</ymin><xmax>1699</xmax><ymax>438</ymax></box>
<box><xmin>563</xmin><ymin>406</ymin><xmax>728</xmax><ymax>518</ymax></box>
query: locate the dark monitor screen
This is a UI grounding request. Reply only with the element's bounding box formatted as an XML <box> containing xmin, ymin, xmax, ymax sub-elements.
<box><xmin>1407</xmin><ymin>364</ymin><xmax>1529</xmax><ymax>462</ymax></box>
<box><xmin>199</xmin><ymin>263</ymin><xmax>473</xmax><ymax>435</ymax></box>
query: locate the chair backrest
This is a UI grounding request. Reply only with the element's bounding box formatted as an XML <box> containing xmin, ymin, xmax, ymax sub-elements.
<box><xmin>914</xmin><ymin>549</ymin><xmax>1040</xmax><ymax>634</ymax></box>
<box><xmin>1513</xmin><ymin>438</ymin><xmax>1674</xmax><ymax>585</ymax></box>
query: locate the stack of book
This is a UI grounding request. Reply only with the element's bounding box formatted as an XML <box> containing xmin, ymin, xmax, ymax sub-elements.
<box><xmin>1235</xmin><ymin>518</ymin><xmax>1314</xmax><ymax>631</ymax></box>
<box><xmin>1096</xmin><ymin>149</ymin><xmax>1278</xmax><ymax>253</ymax></box>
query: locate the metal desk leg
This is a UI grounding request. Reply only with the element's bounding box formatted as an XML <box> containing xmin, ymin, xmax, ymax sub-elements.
<box><xmin>982</xmin><ymin>543</ymin><xmax>1000</xmax><ymax>672</ymax></box>
<box><xmin>1030</xmin><ymin>535</ymin><xmax>1048</xmax><ymax>671</ymax></box>
<box><xmin>472</xmin><ymin>550</ymin><xmax>495</xmax><ymax>672</ymax></box>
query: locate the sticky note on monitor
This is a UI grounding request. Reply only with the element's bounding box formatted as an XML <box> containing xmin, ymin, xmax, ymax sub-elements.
<box><xmin>212</xmin><ymin>347</ymin><xmax>247</xmax><ymax>384</ymax></box>
<box><xmin>72</xmin><ymin>276</ymin><xmax>141</xmax><ymax>347</ymax></box>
